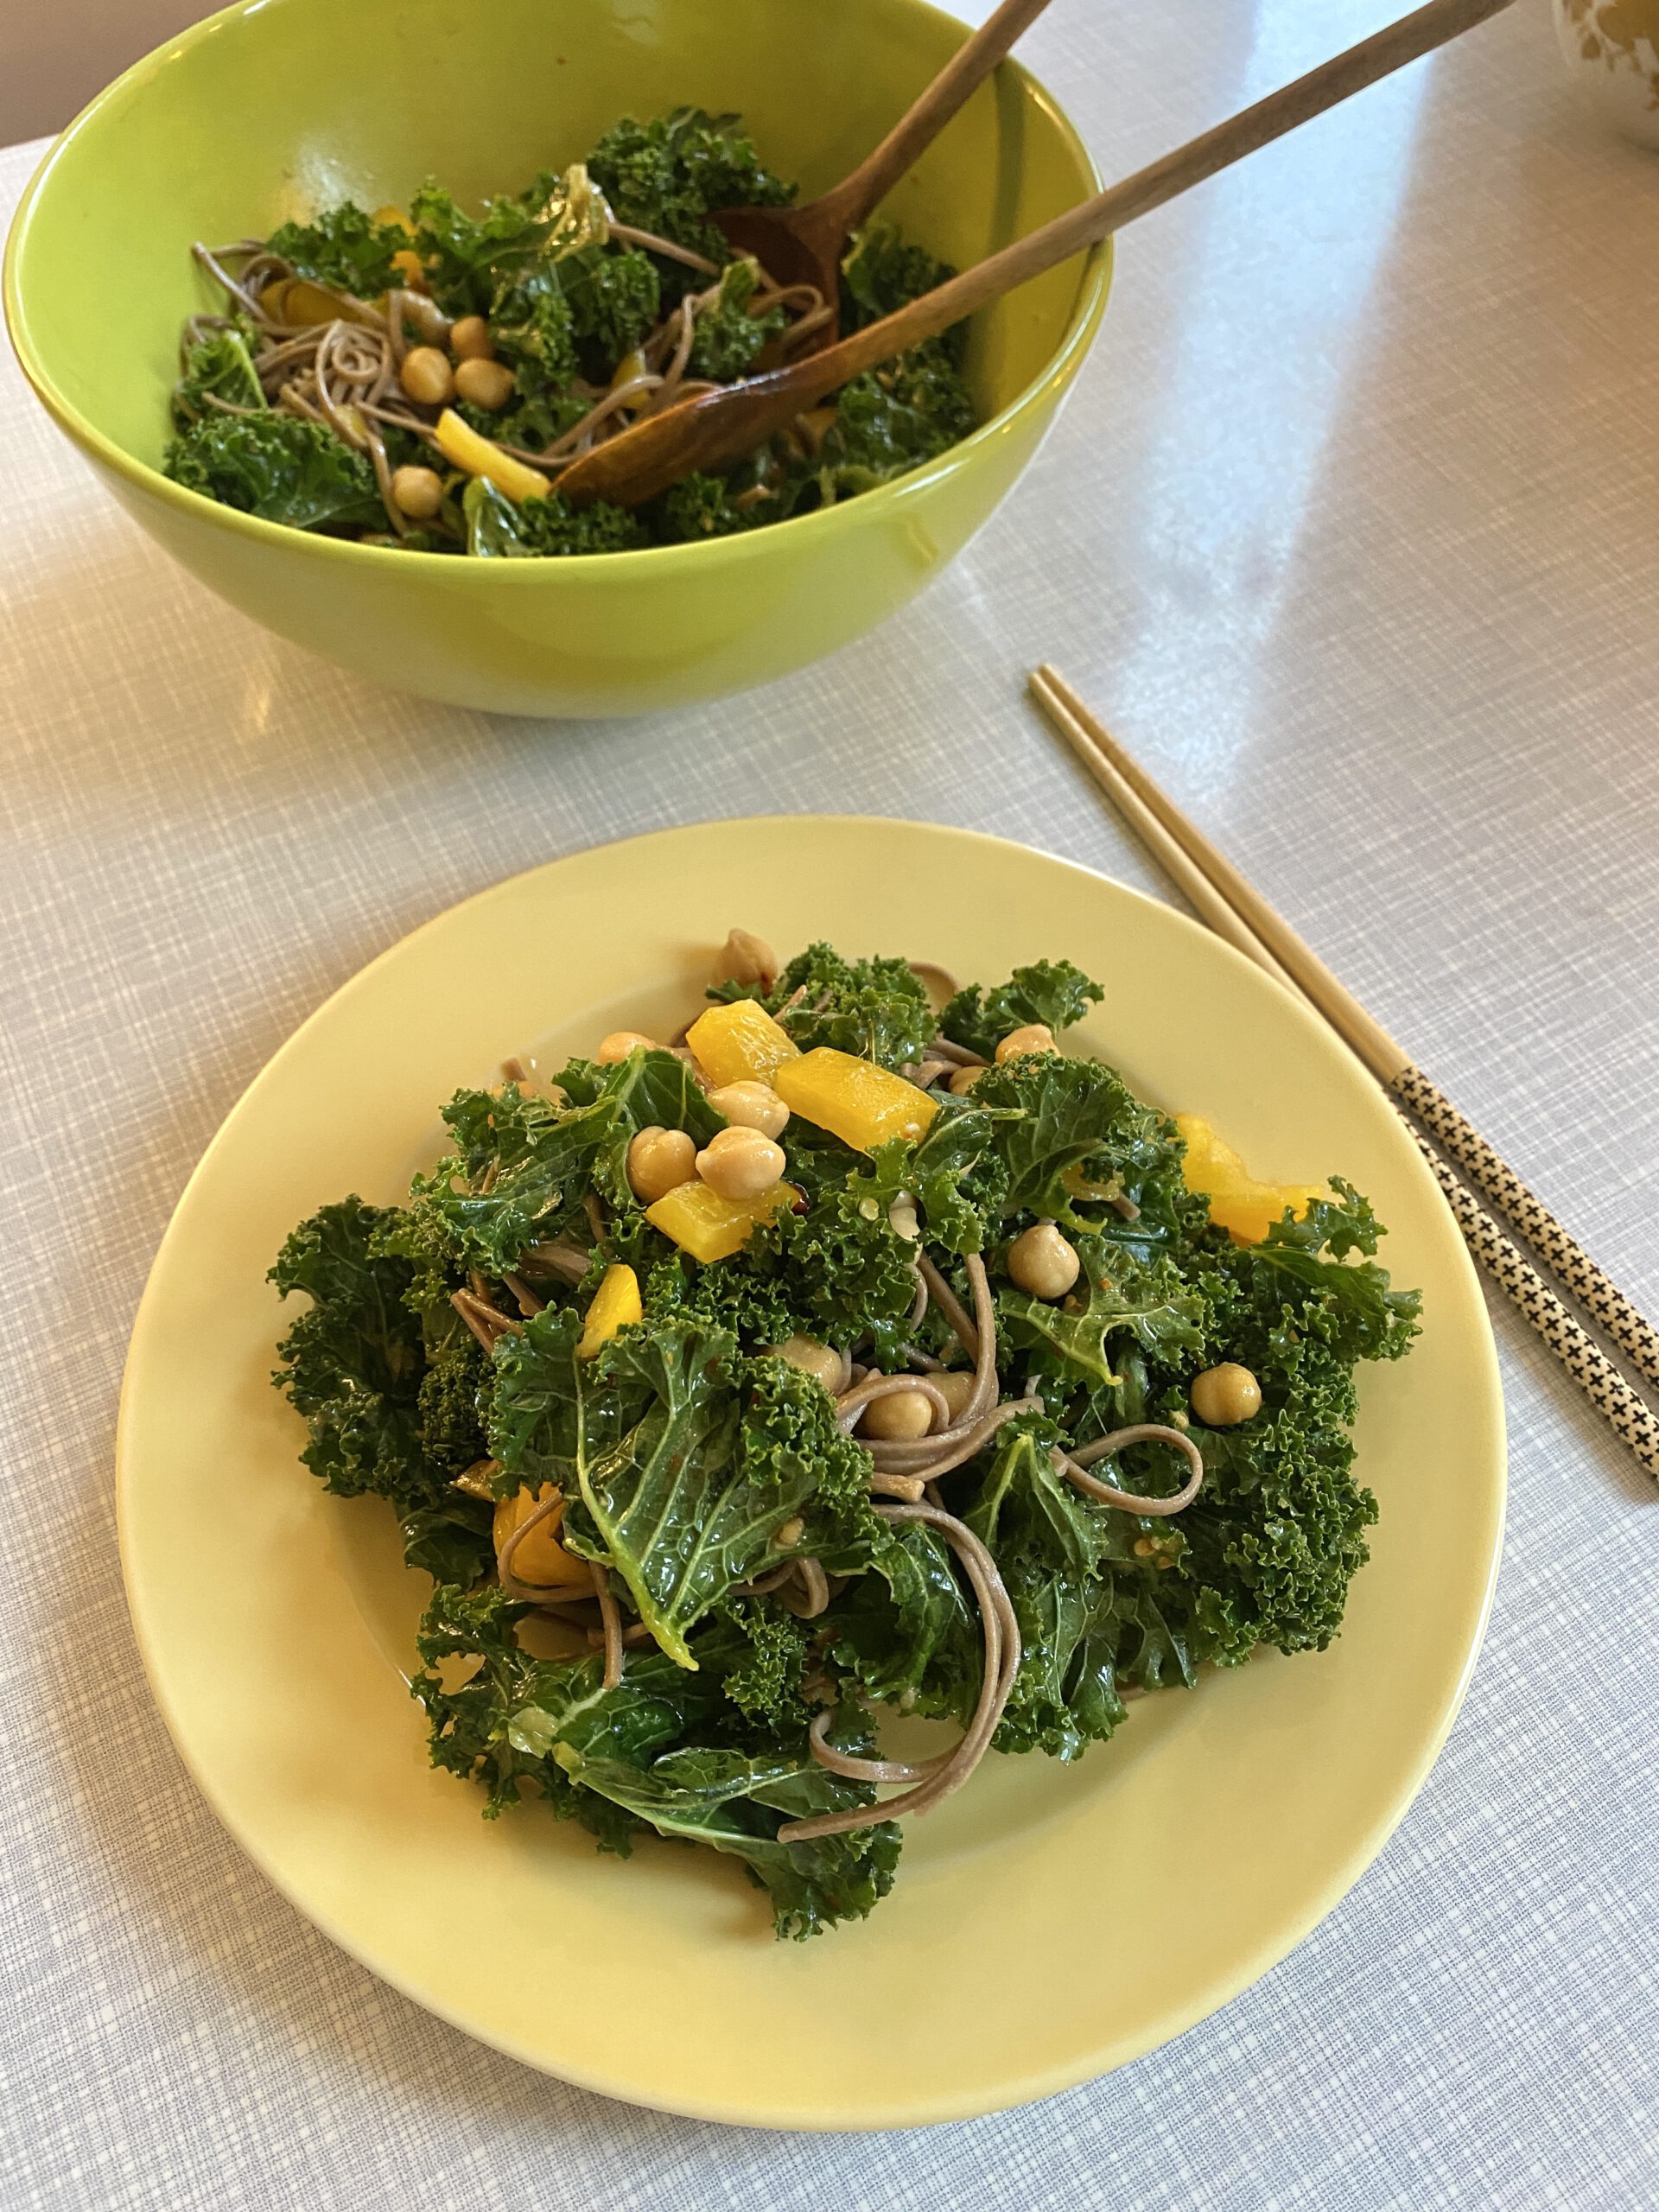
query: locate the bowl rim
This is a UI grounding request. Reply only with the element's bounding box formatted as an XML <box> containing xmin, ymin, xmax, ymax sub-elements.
<box><xmin>3</xmin><ymin>0</ymin><xmax>1110</xmax><ymax>579</ymax></box>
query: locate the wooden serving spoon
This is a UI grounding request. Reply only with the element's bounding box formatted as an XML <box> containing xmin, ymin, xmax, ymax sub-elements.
<box><xmin>713</xmin><ymin>0</ymin><xmax>1057</xmax><ymax>346</ymax></box>
<box><xmin>563</xmin><ymin>0</ymin><xmax>1517</xmax><ymax>512</ymax></box>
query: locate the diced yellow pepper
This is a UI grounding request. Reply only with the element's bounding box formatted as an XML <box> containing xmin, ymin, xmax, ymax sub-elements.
<box><xmin>578</xmin><ymin>1262</ymin><xmax>642</xmax><ymax>1359</ymax></box>
<box><xmin>772</xmin><ymin>1047</ymin><xmax>939</xmax><ymax>1153</ymax></box>
<box><xmin>434</xmin><ymin>408</ymin><xmax>550</xmax><ymax>503</ymax></box>
<box><xmin>493</xmin><ymin>1484</ymin><xmax>588</xmax><ymax>1588</ymax></box>
<box><xmin>685</xmin><ymin>999</ymin><xmax>802</xmax><ymax>1089</ymax></box>
<box><xmin>1175</xmin><ymin>1114</ymin><xmax>1323</xmax><ymax>1245</ymax></box>
<box><xmin>645</xmin><ymin>1179</ymin><xmax>796</xmax><ymax>1263</ymax></box>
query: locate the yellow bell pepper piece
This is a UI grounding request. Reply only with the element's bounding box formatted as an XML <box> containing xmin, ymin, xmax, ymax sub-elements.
<box><xmin>685</xmin><ymin>999</ymin><xmax>802</xmax><ymax>1089</ymax></box>
<box><xmin>258</xmin><ymin>275</ymin><xmax>380</xmax><ymax>329</ymax></box>
<box><xmin>772</xmin><ymin>1048</ymin><xmax>939</xmax><ymax>1153</ymax></box>
<box><xmin>493</xmin><ymin>1484</ymin><xmax>588</xmax><ymax>1588</ymax></box>
<box><xmin>578</xmin><ymin>1262</ymin><xmax>642</xmax><ymax>1359</ymax></box>
<box><xmin>645</xmin><ymin>1179</ymin><xmax>796</xmax><ymax>1263</ymax></box>
<box><xmin>1175</xmin><ymin>1114</ymin><xmax>1324</xmax><ymax>1245</ymax></box>
<box><xmin>434</xmin><ymin>409</ymin><xmax>550</xmax><ymax>503</ymax></box>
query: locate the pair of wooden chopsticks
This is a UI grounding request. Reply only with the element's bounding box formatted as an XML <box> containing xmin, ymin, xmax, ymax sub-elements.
<box><xmin>1030</xmin><ymin>664</ymin><xmax>1659</xmax><ymax>1482</ymax></box>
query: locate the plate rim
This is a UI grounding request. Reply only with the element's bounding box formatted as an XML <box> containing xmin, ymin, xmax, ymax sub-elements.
<box><xmin>116</xmin><ymin>814</ymin><xmax>1507</xmax><ymax>2128</ymax></box>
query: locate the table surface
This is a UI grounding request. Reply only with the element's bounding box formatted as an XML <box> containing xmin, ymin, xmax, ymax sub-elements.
<box><xmin>3</xmin><ymin>3</ymin><xmax>1656</xmax><ymax>2206</ymax></box>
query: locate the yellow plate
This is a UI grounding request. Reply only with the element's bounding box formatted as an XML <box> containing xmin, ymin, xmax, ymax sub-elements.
<box><xmin>117</xmin><ymin>817</ymin><xmax>1504</xmax><ymax>2128</ymax></box>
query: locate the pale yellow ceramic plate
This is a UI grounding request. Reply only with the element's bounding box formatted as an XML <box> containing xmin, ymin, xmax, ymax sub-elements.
<box><xmin>118</xmin><ymin>817</ymin><xmax>1504</xmax><ymax>2128</ymax></box>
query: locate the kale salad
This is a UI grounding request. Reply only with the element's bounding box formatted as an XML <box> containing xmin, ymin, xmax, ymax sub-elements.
<box><xmin>166</xmin><ymin>109</ymin><xmax>976</xmax><ymax>556</ymax></box>
<box><xmin>270</xmin><ymin>934</ymin><xmax>1419</xmax><ymax>1938</ymax></box>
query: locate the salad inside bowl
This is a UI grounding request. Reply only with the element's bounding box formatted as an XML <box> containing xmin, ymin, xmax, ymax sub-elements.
<box><xmin>4</xmin><ymin>0</ymin><xmax>1108</xmax><ymax>715</ymax></box>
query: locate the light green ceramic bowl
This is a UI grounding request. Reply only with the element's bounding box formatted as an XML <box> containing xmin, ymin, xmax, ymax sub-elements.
<box><xmin>3</xmin><ymin>0</ymin><xmax>1107</xmax><ymax>718</ymax></box>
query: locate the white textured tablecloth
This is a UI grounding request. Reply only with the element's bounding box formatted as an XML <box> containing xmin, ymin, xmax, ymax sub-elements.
<box><xmin>3</xmin><ymin>3</ymin><xmax>1656</xmax><ymax>2204</ymax></box>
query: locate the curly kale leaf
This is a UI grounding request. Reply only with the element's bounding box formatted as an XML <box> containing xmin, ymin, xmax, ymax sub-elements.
<box><xmin>463</xmin><ymin>477</ymin><xmax>646</xmax><ymax>558</ymax></box>
<box><xmin>489</xmin><ymin>1313</ymin><xmax>871</xmax><ymax>1663</ymax></box>
<box><xmin>688</xmin><ymin>257</ymin><xmax>785</xmax><ymax>380</ymax></box>
<box><xmin>823</xmin><ymin>1517</ymin><xmax>979</xmax><ymax>1721</ymax></box>
<box><xmin>717</xmin><ymin>1596</ymin><xmax>811</xmax><ymax>1730</ymax></box>
<box><xmin>940</xmin><ymin>959</ymin><xmax>1104</xmax><ymax>1061</ymax></box>
<box><xmin>710</xmin><ymin>939</ymin><xmax>935</xmax><ymax>1071</ymax></box>
<box><xmin>1231</xmin><ymin>1181</ymin><xmax>1423</xmax><ymax>1363</ymax></box>
<box><xmin>969</xmin><ymin>1054</ymin><xmax>1195</xmax><ymax>1244</ymax></box>
<box><xmin>1001</xmin><ymin>1244</ymin><xmax>1207</xmax><ymax>1388</ymax></box>
<box><xmin>165</xmin><ymin>414</ymin><xmax>384</xmax><ymax>531</ymax></box>
<box><xmin>269</xmin><ymin>1198</ymin><xmax>492</xmax><ymax>1580</ymax></box>
<box><xmin>410</xmin><ymin>179</ymin><xmax>549</xmax><ymax>314</ymax></box>
<box><xmin>172</xmin><ymin>318</ymin><xmax>264</xmax><ymax>426</ymax></box>
<box><xmin>588</xmin><ymin>106</ymin><xmax>794</xmax><ymax>270</ymax></box>
<box><xmin>904</xmin><ymin>1106</ymin><xmax>1007</xmax><ymax>1255</ymax></box>
<box><xmin>842</xmin><ymin>224</ymin><xmax>959</xmax><ymax>340</ymax></box>
<box><xmin>653</xmin><ymin>469</ymin><xmax>754</xmax><ymax>542</ymax></box>
<box><xmin>963</xmin><ymin>1414</ymin><xmax>1194</xmax><ymax>1758</ymax></box>
<box><xmin>819</xmin><ymin>346</ymin><xmax>976</xmax><ymax>494</ymax></box>
<box><xmin>415</xmin><ymin>1585</ymin><xmax>897</xmax><ymax>1936</ymax></box>
<box><xmin>488</xmin><ymin>270</ymin><xmax>581</xmax><ymax>392</ymax></box>
<box><xmin>556</xmin><ymin>242</ymin><xmax>662</xmax><ymax>360</ymax></box>
<box><xmin>266</xmin><ymin>201</ymin><xmax>411</xmax><ymax>296</ymax></box>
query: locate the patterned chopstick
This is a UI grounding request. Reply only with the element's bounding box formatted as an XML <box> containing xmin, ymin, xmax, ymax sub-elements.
<box><xmin>1389</xmin><ymin>1067</ymin><xmax>1659</xmax><ymax>1392</ymax></box>
<box><xmin>1403</xmin><ymin>1126</ymin><xmax>1659</xmax><ymax>1474</ymax></box>
<box><xmin>1031</xmin><ymin>665</ymin><xmax>1659</xmax><ymax>1478</ymax></box>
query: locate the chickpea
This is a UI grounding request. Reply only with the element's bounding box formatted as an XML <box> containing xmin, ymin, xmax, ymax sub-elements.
<box><xmin>399</xmin><ymin>345</ymin><xmax>454</xmax><ymax>407</ymax></box>
<box><xmin>449</xmin><ymin>314</ymin><xmax>494</xmax><ymax>360</ymax></box>
<box><xmin>454</xmin><ymin>356</ymin><xmax>516</xmax><ymax>410</ymax></box>
<box><xmin>775</xmin><ymin>1515</ymin><xmax>805</xmax><ymax>1550</ymax></box>
<box><xmin>948</xmin><ymin>1065</ymin><xmax>985</xmax><ymax>1096</ymax></box>
<box><xmin>1007</xmin><ymin>1221</ymin><xmax>1080</xmax><ymax>1300</ymax></box>
<box><xmin>767</xmin><ymin>1336</ymin><xmax>848</xmax><ymax>1394</ymax></box>
<box><xmin>707</xmin><ymin>1081</ymin><xmax>789</xmax><ymax>1139</ymax></box>
<box><xmin>696</xmin><ymin>1126</ymin><xmax>785</xmax><ymax>1201</ymax></box>
<box><xmin>400</xmin><ymin>294</ymin><xmax>452</xmax><ymax>347</ymax></box>
<box><xmin>931</xmin><ymin>1370</ymin><xmax>977</xmax><ymax>1427</ymax></box>
<box><xmin>711</xmin><ymin>927</ymin><xmax>779</xmax><ymax>992</ymax></box>
<box><xmin>861</xmin><ymin>1389</ymin><xmax>934</xmax><ymax>1442</ymax></box>
<box><xmin>995</xmin><ymin>1022</ymin><xmax>1055</xmax><ymax>1065</ymax></box>
<box><xmin>626</xmin><ymin>1125</ymin><xmax>696</xmax><ymax>1205</ymax></box>
<box><xmin>1190</xmin><ymin>1363</ymin><xmax>1262</xmax><ymax>1427</ymax></box>
<box><xmin>389</xmin><ymin>464</ymin><xmax>443</xmax><ymax>521</ymax></box>
<box><xmin>596</xmin><ymin>1029</ymin><xmax>657</xmax><ymax>1064</ymax></box>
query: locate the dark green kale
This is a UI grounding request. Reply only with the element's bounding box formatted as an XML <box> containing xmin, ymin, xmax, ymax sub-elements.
<box><xmin>688</xmin><ymin>257</ymin><xmax>785</xmax><ymax>380</ymax></box>
<box><xmin>489</xmin><ymin>1312</ymin><xmax>878</xmax><ymax>1663</ymax></box>
<box><xmin>556</xmin><ymin>243</ymin><xmax>662</xmax><ymax>360</ymax></box>
<box><xmin>941</xmin><ymin>959</ymin><xmax>1105</xmax><ymax>1061</ymax></box>
<box><xmin>409</xmin><ymin>180</ymin><xmax>549</xmax><ymax>315</ymax></box>
<box><xmin>413</xmin><ymin>1570</ymin><xmax>897</xmax><ymax>1937</ymax></box>
<box><xmin>172</xmin><ymin>318</ymin><xmax>264</xmax><ymax>425</ymax></box>
<box><xmin>588</xmin><ymin>106</ymin><xmax>794</xmax><ymax>268</ymax></box>
<box><xmin>824</xmin><ymin>1515</ymin><xmax>979</xmax><ymax>1721</ymax></box>
<box><xmin>967</xmin><ymin>1053</ymin><xmax>1200</xmax><ymax>1249</ymax></box>
<box><xmin>717</xmin><ymin>1595</ymin><xmax>812</xmax><ymax>1729</ymax></box>
<box><xmin>653</xmin><ymin>469</ymin><xmax>759</xmax><ymax>543</ymax></box>
<box><xmin>266</xmin><ymin>200</ymin><xmax>411</xmax><ymax>296</ymax></box>
<box><xmin>269</xmin><ymin>1198</ymin><xmax>492</xmax><ymax>1580</ymax></box>
<box><xmin>842</xmin><ymin>223</ymin><xmax>959</xmax><ymax>340</ymax></box>
<box><xmin>463</xmin><ymin>477</ymin><xmax>646</xmax><ymax>558</ymax></box>
<box><xmin>165</xmin><ymin>414</ymin><xmax>385</xmax><ymax>531</ymax></box>
<box><xmin>709</xmin><ymin>940</ymin><xmax>936</xmax><ymax>1071</ymax></box>
<box><xmin>820</xmin><ymin>349</ymin><xmax>977</xmax><ymax>493</ymax></box>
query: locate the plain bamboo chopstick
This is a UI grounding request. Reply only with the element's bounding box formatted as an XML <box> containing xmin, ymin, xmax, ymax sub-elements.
<box><xmin>1035</xmin><ymin>664</ymin><xmax>1659</xmax><ymax>1399</ymax></box>
<box><xmin>1029</xmin><ymin>665</ymin><xmax>1659</xmax><ymax>1481</ymax></box>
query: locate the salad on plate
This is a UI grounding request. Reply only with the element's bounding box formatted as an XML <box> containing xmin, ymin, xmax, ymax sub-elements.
<box><xmin>270</xmin><ymin>933</ymin><xmax>1419</xmax><ymax>1937</ymax></box>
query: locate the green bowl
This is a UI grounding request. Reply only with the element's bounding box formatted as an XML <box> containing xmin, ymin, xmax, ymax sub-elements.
<box><xmin>4</xmin><ymin>0</ymin><xmax>1107</xmax><ymax>717</ymax></box>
